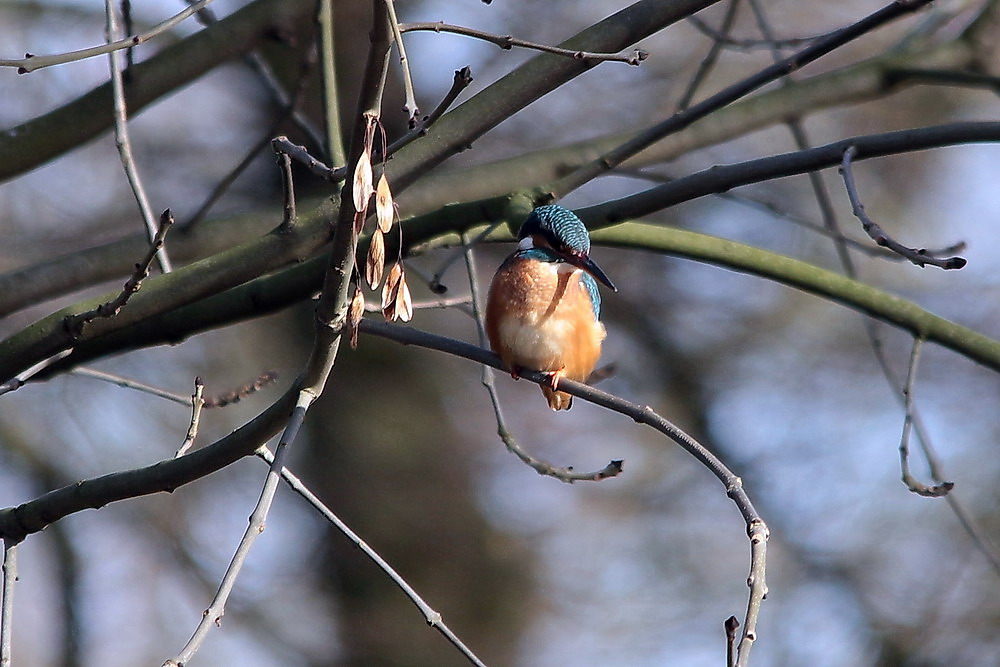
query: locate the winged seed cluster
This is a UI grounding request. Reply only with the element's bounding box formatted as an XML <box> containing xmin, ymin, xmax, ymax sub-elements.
<box><xmin>347</xmin><ymin>115</ymin><xmax>412</xmax><ymax>349</ymax></box>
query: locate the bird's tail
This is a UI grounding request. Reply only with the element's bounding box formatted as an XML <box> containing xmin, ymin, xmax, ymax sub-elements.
<box><xmin>542</xmin><ymin>385</ymin><xmax>573</xmax><ymax>410</ymax></box>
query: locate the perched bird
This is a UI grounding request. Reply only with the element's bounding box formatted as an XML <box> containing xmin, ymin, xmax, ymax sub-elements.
<box><xmin>485</xmin><ymin>205</ymin><xmax>616</xmax><ymax>410</ymax></box>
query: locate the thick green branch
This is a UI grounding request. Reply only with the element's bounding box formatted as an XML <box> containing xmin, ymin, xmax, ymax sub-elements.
<box><xmin>592</xmin><ymin>223</ymin><xmax>1000</xmax><ymax>371</ymax></box>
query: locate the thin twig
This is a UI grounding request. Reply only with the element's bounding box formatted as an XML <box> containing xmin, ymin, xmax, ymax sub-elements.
<box><xmin>276</xmin><ymin>150</ymin><xmax>298</xmax><ymax>231</ymax></box>
<box><xmin>183</xmin><ymin>130</ymin><xmax>275</xmax><ymax>230</ymax></box>
<box><xmin>899</xmin><ymin>339</ymin><xmax>954</xmax><ymax>496</ymax></box>
<box><xmin>364</xmin><ymin>295</ymin><xmax>472</xmax><ymax>312</ymax></box>
<box><xmin>616</xmin><ymin>168</ymin><xmax>959</xmax><ymax>260</ymax></box>
<box><xmin>400</xmin><ymin>21</ymin><xmax>647</xmax><ymax>65</ymax></box>
<box><xmin>69</xmin><ymin>367</ymin><xmax>191</xmax><ymax>406</ymax></box>
<box><xmin>184</xmin><ymin>0</ymin><xmax>325</xmax><ymax>149</ymax></box>
<box><xmin>165</xmin><ymin>391</ymin><xmax>313</xmax><ymax>666</ymax></box>
<box><xmin>0</xmin><ymin>350</ymin><xmax>74</xmax><ymax>397</ymax></box>
<box><xmin>105</xmin><ymin>0</ymin><xmax>171</xmax><ymax>274</ymax></box>
<box><xmin>202</xmin><ymin>371</ymin><xmax>279</xmax><ymax>408</ymax></box>
<box><xmin>184</xmin><ymin>47</ymin><xmax>317</xmax><ymax>230</ymax></box>
<box><xmin>463</xmin><ymin>233</ymin><xmax>623</xmax><ymax>482</ymax></box>
<box><xmin>725</xmin><ymin>615</ymin><xmax>740</xmax><ymax>667</ymax></box>
<box><xmin>385</xmin><ymin>0</ymin><xmax>419</xmax><ymax>125</ymax></box>
<box><xmin>175</xmin><ymin>378</ymin><xmax>206</xmax><ymax>458</ymax></box>
<box><xmin>271</xmin><ymin>136</ymin><xmax>343</xmax><ymax>183</ymax></box>
<box><xmin>840</xmin><ymin>146</ymin><xmax>966</xmax><ymax>269</ymax></box>
<box><xmin>677</xmin><ymin>0</ymin><xmax>741</xmax><ymax>111</ymax></box>
<box><xmin>63</xmin><ymin>211</ymin><xmax>173</xmax><ymax>338</ymax></box>
<box><xmin>429</xmin><ymin>221</ymin><xmax>503</xmax><ymax>294</ymax></box>
<box><xmin>0</xmin><ymin>0</ymin><xmax>214</xmax><ymax>73</ymax></box>
<box><xmin>686</xmin><ymin>14</ymin><xmax>831</xmax><ymax>50</ymax></box>
<box><xmin>0</xmin><ymin>540</ymin><xmax>17</xmax><ymax>667</ymax></box>
<box><xmin>380</xmin><ymin>66</ymin><xmax>474</xmax><ymax>158</ymax></box>
<box><xmin>255</xmin><ymin>446</ymin><xmax>487</xmax><ymax>666</ymax></box>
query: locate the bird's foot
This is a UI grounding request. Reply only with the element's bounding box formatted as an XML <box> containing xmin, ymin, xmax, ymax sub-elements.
<box><xmin>542</xmin><ymin>368</ymin><xmax>566</xmax><ymax>391</ymax></box>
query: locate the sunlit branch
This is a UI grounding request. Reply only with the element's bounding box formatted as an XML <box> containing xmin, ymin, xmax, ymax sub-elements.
<box><xmin>255</xmin><ymin>446</ymin><xmax>488</xmax><ymax>666</ymax></box>
<box><xmin>0</xmin><ymin>0</ymin><xmax>214</xmax><ymax>73</ymax></box>
<box><xmin>69</xmin><ymin>367</ymin><xmax>191</xmax><ymax>405</ymax></box>
<box><xmin>175</xmin><ymin>378</ymin><xmax>205</xmax><ymax>458</ymax></box>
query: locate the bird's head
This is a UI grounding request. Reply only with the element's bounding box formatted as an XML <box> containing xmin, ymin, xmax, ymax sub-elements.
<box><xmin>518</xmin><ymin>205</ymin><xmax>617</xmax><ymax>292</ymax></box>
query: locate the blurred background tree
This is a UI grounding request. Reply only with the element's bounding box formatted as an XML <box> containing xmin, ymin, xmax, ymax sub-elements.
<box><xmin>0</xmin><ymin>1</ymin><xmax>999</xmax><ymax>665</ymax></box>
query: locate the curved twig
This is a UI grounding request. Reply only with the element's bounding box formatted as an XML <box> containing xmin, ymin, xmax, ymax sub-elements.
<box><xmin>400</xmin><ymin>21</ymin><xmax>647</xmax><ymax>65</ymax></box>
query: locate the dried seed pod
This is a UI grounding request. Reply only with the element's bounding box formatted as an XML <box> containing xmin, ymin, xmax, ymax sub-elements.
<box><xmin>352</xmin><ymin>149</ymin><xmax>373</xmax><ymax>213</ymax></box>
<box><xmin>395</xmin><ymin>271</ymin><xmax>413</xmax><ymax>322</ymax></box>
<box><xmin>381</xmin><ymin>261</ymin><xmax>403</xmax><ymax>319</ymax></box>
<box><xmin>375</xmin><ymin>174</ymin><xmax>394</xmax><ymax>233</ymax></box>
<box><xmin>347</xmin><ymin>285</ymin><xmax>365</xmax><ymax>349</ymax></box>
<box><xmin>366</xmin><ymin>228</ymin><xmax>385</xmax><ymax>289</ymax></box>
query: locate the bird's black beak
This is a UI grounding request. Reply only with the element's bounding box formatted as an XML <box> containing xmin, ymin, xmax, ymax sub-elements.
<box><xmin>568</xmin><ymin>252</ymin><xmax>617</xmax><ymax>292</ymax></box>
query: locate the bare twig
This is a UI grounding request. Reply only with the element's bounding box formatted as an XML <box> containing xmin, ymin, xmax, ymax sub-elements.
<box><xmin>69</xmin><ymin>367</ymin><xmax>191</xmax><ymax>405</ymax></box>
<box><xmin>725</xmin><ymin>615</ymin><xmax>740</xmax><ymax>667</ymax></box>
<box><xmin>428</xmin><ymin>221</ymin><xmax>504</xmax><ymax>295</ymax></box>
<box><xmin>185</xmin><ymin>47</ymin><xmax>318</xmax><ymax>230</ymax></box>
<box><xmin>276</xmin><ymin>150</ymin><xmax>298</xmax><ymax>231</ymax></box>
<box><xmin>364</xmin><ymin>295</ymin><xmax>472</xmax><ymax>312</ymax></box>
<box><xmin>898</xmin><ymin>339</ymin><xmax>954</xmax><ymax>496</ymax></box>
<box><xmin>63</xmin><ymin>211</ymin><xmax>173</xmax><ymax>338</ymax></box>
<box><xmin>164</xmin><ymin>391</ymin><xmax>312</xmax><ymax>666</ymax></box>
<box><xmin>0</xmin><ymin>350</ymin><xmax>74</xmax><ymax>397</ymax></box>
<box><xmin>385</xmin><ymin>0</ymin><xmax>419</xmax><ymax>124</ymax></box>
<box><xmin>271</xmin><ymin>136</ymin><xmax>343</xmax><ymax>183</ymax></box>
<box><xmin>175</xmin><ymin>378</ymin><xmax>206</xmax><ymax>458</ymax></box>
<box><xmin>0</xmin><ymin>540</ymin><xmax>17</xmax><ymax>666</ymax></box>
<box><xmin>0</xmin><ymin>0</ymin><xmax>214</xmax><ymax>73</ymax></box>
<box><xmin>202</xmin><ymin>371</ymin><xmax>279</xmax><ymax>408</ymax></box>
<box><xmin>462</xmin><ymin>233</ymin><xmax>623</xmax><ymax>482</ymax></box>
<box><xmin>380</xmin><ymin>66</ymin><xmax>474</xmax><ymax>158</ymax></box>
<box><xmin>677</xmin><ymin>0</ymin><xmax>741</xmax><ymax>111</ymax></box>
<box><xmin>105</xmin><ymin>0</ymin><xmax>171</xmax><ymax>274</ymax></box>
<box><xmin>840</xmin><ymin>145</ymin><xmax>966</xmax><ymax>270</ymax></box>
<box><xmin>686</xmin><ymin>14</ymin><xmax>831</xmax><ymax>50</ymax></box>
<box><xmin>255</xmin><ymin>446</ymin><xmax>487</xmax><ymax>666</ymax></box>
<box><xmin>271</xmin><ymin>65</ymin><xmax>474</xmax><ymax>189</ymax></box>
<box><xmin>400</xmin><ymin>21</ymin><xmax>647</xmax><ymax>65</ymax></box>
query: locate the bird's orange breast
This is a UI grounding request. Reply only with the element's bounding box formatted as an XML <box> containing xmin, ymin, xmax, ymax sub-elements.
<box><xmin>485</xmin><ymin>257</ymin><xmax>606</xmax><ymax>408</ymax></box>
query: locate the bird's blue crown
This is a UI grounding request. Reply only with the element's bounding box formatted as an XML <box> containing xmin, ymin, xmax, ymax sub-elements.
<box><xmin>518</xmin><ymin>205</ymin><xmax>591</xmax><ymax>254</ymax></box>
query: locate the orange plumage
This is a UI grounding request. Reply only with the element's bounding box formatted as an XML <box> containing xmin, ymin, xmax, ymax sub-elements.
<box><xmin>484</xmin><ymin>205</ymin><xmax>614</xmax><ymax>410</ymax></box>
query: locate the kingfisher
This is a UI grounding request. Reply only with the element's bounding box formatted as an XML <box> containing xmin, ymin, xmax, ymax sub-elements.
<box><xmin>485</xmin><ymin>205</ymin><xmax>616</xmax><ymax>410</ymax></box>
